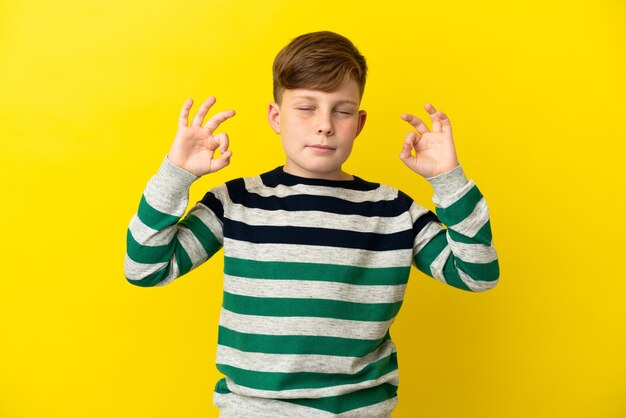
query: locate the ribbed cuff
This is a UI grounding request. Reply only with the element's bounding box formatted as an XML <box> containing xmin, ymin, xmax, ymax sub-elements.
<box><xmin>426</xmin><ymin>165</ymin><xmax>469</xmax><ymax>206</ymax></box>
<box><xmin>157</xmin><ymin>155</ymin><xmax>199</xmax><ymax>191</ymax></box>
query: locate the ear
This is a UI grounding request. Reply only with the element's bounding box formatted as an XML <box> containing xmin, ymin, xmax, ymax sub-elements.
<box><xmin>267</xmin><ymin>102</ymin><xmax>281</xmax><ymax>134</ymax></box>
<box><xmin>355</xmin><ymin>110</ymin><xmax>367</xmax><ymax>138</ymax></box>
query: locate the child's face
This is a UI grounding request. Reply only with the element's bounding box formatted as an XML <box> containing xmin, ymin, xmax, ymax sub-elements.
<box><xmin>268</xmin><ymin>78</ymin><xmax>367</xmax><ymax>180</ymax></box>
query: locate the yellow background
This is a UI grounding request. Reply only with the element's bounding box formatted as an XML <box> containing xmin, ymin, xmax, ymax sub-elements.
<box><xmin>1</xmin><ymin>1</ymin><xmax>625</xmax><ymax>417</ymax></box>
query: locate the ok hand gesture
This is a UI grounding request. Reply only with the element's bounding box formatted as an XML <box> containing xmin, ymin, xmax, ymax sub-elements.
<box><xmin>399</xmin><ymin>103</ymin><xmax>459</xmax><ymax>178</ymax></box>
<box><xmin>168</xmin><ymin>97</ymin><xmax>236</xmax><ymax>177</ymax></box>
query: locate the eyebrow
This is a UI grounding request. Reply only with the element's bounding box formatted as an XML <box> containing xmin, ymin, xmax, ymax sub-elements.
<box><xmin>292</xmin><ymin>96</ymin><xmax>359</xmax><ymax>106</ymax></box>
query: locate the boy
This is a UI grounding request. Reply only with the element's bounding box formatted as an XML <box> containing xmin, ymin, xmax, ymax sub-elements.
<box><xmin>125</xmin><ymin>31</ymin><xmax>499</xmax><ymax>417</ymax></box>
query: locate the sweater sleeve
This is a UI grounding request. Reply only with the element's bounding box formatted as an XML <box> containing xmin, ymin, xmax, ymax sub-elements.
<box><xmin>124</xmin><ymin>157</ymin><xmax>224</xmax><ymax>287</ymax></box>
<box><xmin>412</xmin><ymin>165</ymin><xmax>499</xmax><ymax>292</ymax></box>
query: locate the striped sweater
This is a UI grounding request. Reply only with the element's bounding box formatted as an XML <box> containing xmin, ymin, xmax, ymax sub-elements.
<box><xmin>125</xmin><ymin>157</ymin><xmax>499</xmax><ymax>417</ymax></box>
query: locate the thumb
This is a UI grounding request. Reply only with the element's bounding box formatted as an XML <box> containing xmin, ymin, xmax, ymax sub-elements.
<box><xmin>399</xmin><ymin>132</ymin><xmax>417</xmax><ymax>163</ymax></box>
<box><xmin>208</xmin><ymin>150</ymin><xmax>232</xmax><ymax>174</ymax></box>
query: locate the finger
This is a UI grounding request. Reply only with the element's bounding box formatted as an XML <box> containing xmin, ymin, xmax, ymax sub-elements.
<box><xmin>401</xmin><ymin>113</ymin><xmax>429</xmax><ymax>136</ymax></box>
<box><xmin>425</xmin><ymin>104</ymin><xmax>452</xmax><ymax>135</ymax></box>
<box><xmin>191</xmin><ymin>96</ymin><xmax>217</xmax><ymax>128</ymax></box>
<box><xmin>204</xmin><ymin>109</ymin><xmax>236</xmax><ymax>135</ymax></box>
<box><xmin>212</xmin><ymin>132</ymin><xmax>230</xmax><ymax>153</ymax></box>
<box><xmin>178</xmin><ymin>98</ymin><xmax>194</xmax><ymax>128</ymax></box>
<box><xmin>399</xmin><ymin>131</ymin><xmax>419</xmax><ymax>161</ymax></box>
<box><xmin>424</xmin><ymin>103</ymin><xmax>442</xmax><ymax>133</ymax></box>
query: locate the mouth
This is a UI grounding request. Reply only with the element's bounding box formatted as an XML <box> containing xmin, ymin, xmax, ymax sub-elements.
<box><xmin>307</xmin><ymin>144</ymin><xmax>335</xmax><ymax>150</ymax></box>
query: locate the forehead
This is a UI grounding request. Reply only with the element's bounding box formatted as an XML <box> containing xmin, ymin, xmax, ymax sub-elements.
<box><xmin>283</xmin><ymin>78</ymin><xmax>361</xmax><ymax>105</ymax></box>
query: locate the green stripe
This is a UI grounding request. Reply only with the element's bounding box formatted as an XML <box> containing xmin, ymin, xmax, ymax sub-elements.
<box><xmin>217</xmin><ymin>352</ymin><xmax>398</xmax><ymax>391</ymax></box>
<box><xmin>126</xmin><ymin>228</ymin><xmax>176</xmax><ymax>264</ymax></box>
<box><xmin>435</xmin><ymin>185</ymin><xmax>482</xmax><ymax>226</ymax></box>
<box><xmin>448</xmin><ymin>220</ymin><xmax>493</xmax><ymax>245</ymax></box>
<box><xmin>174</xmin><ymin>237</ymin><xmax>193</xmax><ymax>275</ymax></box>
<box><xmin>288</xmin><ymin>382</ymin><xmax>398</xmax><ymax>414</ymax></box>
<box><xmin>414</xmin><ymin>230</ymin><xmax>447</xmax><ymax>276</ymax></box>
<box><xmin>440</xmin><ymin>257</ymin><xmax>472</xmax><ymax>291</ymax></box>
<box><xmin>125</xmin><ymin>264</ymin><xmax>170</xmax><ymax>287</ymax></box>
<box><xmin>223</xmin><ymin>292</ymin><xmax>403</xmax><ymax>322</ymax></box>
<box><xmin>218</xmin><ymin>326</ymin><xmax>389</xmax><ymax>357</ymax></box>
<box><xmin>215</xmin><ymin>378</ymin><xmax>230</xmax><ymax>395</ymax></box>
<box><xmin>179</xmin><ymin>214</ymin><xmax>223</xmax><ymax>258</ymax></box>
<box><xmin>455</xmin><ymin>258</ymin><xmax>500</xmax><ymax>282</ymax></box>
<box><xmin>224</xmin><ymin>257</ymin><xmax>410</xmax><ymax>285</ymax></box>
<box><xmin>137</xmin><ymin>195</ymin><xmax>180</xmax><ymax>230</ymax></box>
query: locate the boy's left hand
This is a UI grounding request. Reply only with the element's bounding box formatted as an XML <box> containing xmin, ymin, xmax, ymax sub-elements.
<box><xmin>399</xmin><ymin>103</ymin><xmax>459</xmax><ymax>178</ymax></box>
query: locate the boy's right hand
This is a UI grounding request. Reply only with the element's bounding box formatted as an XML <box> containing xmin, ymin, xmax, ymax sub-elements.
<box><xmin>168</xmin><ymin>97</ymin><xmax>236</xmax><ymax>177</ymax></box>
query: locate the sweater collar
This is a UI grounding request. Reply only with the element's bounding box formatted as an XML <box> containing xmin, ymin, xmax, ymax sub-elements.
<box><xmin>261</xmin><ymin>166</ymin><xmax>379</xmax><ymax>191</ymax></box>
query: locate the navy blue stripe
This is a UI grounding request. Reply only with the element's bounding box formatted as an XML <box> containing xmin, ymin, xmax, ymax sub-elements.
<box><xmin>225</xmin><ymin>179</ymin><xmax>409</xmax><ymax>218</ymax></box>
<box><xmin>199</xmin><ymin>191</ymin><xmax>224</xmax><ymax>220</ymax></box>
<box><xmin>413</xmin><ymin>210</ymin><xmax>439</xmax><ymax>235</ymax></box>
<box><xmin>223</xmin><ymin>218</ymin><xmax>414</xmax><ymax>251</ymax></box>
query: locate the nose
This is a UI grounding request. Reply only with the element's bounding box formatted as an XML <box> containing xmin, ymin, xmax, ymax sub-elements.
<box><xmin>316</xmin><ymin>112</ymin><xmax>334</xmax><ymax>136</ymax></box>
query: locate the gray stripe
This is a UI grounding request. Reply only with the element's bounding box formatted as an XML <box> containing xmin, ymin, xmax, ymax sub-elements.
<box><xmin>223</xmin><ymin>370</ymin><xmax>399</xmax><ymax>400</ymax></box>
<box><xmin>177</xmin><ymin>226</ymin><xmax>209</xmax><ymax>268</ymax></box>
<box><xmin>429</xmin><ymin>246</ymin><xmax>451</xmax><ymax>284</ymax></box>
<box><xmin>216</xmin><ymin>339</ymin><xmax>396</xmax><ymax>374</ymax></box>
<box><xmin>459</xmin><ymin>269</ymin><xmax>499</xmax><ymax>292</ymax></box>
<box><xmin>337</xmin><ymin>397</ymin><xmax>397</xmax><ymax>417</ymax></box>
<box><xmin>189</xmin><ymin>203</ymin><xmax>224</xmax><ymax>243</ymax></box>
<box><xmin>155</xmin><ymin>254</ymin><xmax>180</xmax><ymax>286</ymax></box>
<box><xmin>243</xmin><ymin>176</ymin><xmax>398</xmax><ymax>203</ymax></box>
<box><xmin>433</xmin><ymin>178</ymin><xmax>475</xmax><ymax>209</ymax></box>
<box><xmin>215</xmin><ymin>391</ymin><xmax>395</xmax><ymax>418</ymax></box>
<box><xmin>448</xmin><ymin>238</ymin><xmax>498</xmax><ymax>264</ymax></box>
<box><xmin>408</xmin><ymin>202</ymin><xmax>432</xmax><ymax>222</ymax></box>
<box><xmin>227</xmin><ymin>204</ymin><xmax>413</xmax><ymax>235</ymax></box>
<box><xmin>223</xmin><ymin>275</ymin><xmax>407</xmax><ymax>304</ymax></box>
<box><xmin>128</xmin><ymin>215</ymin><xmax>175</xmax><ymax>246</ymax></box>
<box><xmin>449</xmin><ymin>197</ymin><xmax>489</xmax><ymax>238</ymax></box>
<box><xmin>214</xmin><ymin>391</ymin><xmax>332</xmax><ymax>417</ymax></box>
<box><xmin>219</xmin><ymin>309</ymin><xmax>393</xmax><ymax>340</ymax></box>
<box><xmin>223</xmin><ymin>239</ymin><xmax>413</xmax><ymax>268</ymax></box>
<box><xmin>124</xmin><ymin>255</ymin><xmax>167</xmax><ymax>281</ymax></box>
<box><xmin>413</xmin><ymin>221</ymin><xmax>443</xmax><ymax>255</ymax></box>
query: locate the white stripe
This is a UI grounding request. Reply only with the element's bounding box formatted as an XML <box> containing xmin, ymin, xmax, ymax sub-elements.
<box><xmin>177</xmin><ymin>225</ymin><xmax>209</xmax><ymax>268</ymax></box>
<box><xmin>448</xmin><ymin>239</ymin><xmax>498</xmax><ymax>264</ymax></box>
<box><xmin>244</xmin><ymin>176</ymin><xmax>397</xmax><ymax>203</ymax></box>
<box><xmin>223</xmin><ymin>239</ymin><xmax>413</xmax><ymax>268</ymax></box>
<box><xmin>458</xmin><ymin>269</ymin><xmax>499</xmax><ymax>292</ymax></box>
<box><xmin>128</xmin><ymin>215</ymin><xmax>175</xmax><ymax>246</ymax></box>
<box><xmin>429</xmin><ymin>246</ymin><xmax>451</xmax><ymax>284</ymax></box>
<box><xmin>216</xmin><ymin>339</ymin><xmax>396</xmax><ymax>374</ymax></box>
<box><xmin>124</xmin><ymin>255</ymin><xmax>167</xmax><ymax>281</ymax></box>
<box><xmin>224</xmin><ymin>275</ymin><xmax>406</xmax><ymax>304</ymax></box>
<box><xmin>188</xmin><ymin>203</ymin><xmax>224</xmax><ymax>243</ymax></box>
<box><xmin>227</xmin><ymin>204</ymin><xmax>414</xmax><ymax>235</ymax></box>
<box><xmin>223</xmin><ymin>369</ymin><xmax>399</xmax><ymax>400</ymax></box>
<box><xmin>219</xmin><ymin>309</ymin><xmax>392</xmax><ymax>340</ymax></box>
<box><xmin>449</xmin><ymin>197</ymin><xmax>489</xmax><ymax>238</ymax></box>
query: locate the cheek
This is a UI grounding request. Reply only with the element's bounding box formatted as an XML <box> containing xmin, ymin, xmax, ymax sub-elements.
<box><xmin>338</xmin><ymin>118</ymin><xmax>359</xmax><ymax>134</ymax></box>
